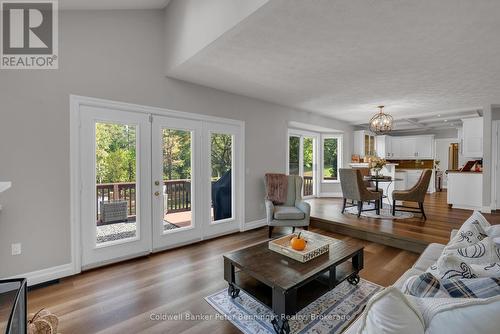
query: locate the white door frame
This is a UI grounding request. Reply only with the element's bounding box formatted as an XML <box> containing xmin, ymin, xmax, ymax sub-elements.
<box><xmin>492</xmin><ymin>120</ymin><xmax>500</xmax><ymax>210</ymax></box>
<box><xmin>70</xmin><ymin>95</ymin><xmax>245</xmax><ymax>273</ymax></box>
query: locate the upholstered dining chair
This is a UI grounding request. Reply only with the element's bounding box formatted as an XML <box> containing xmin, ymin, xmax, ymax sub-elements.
<box><xmin>339</xmin><ymin>168</ymin><xmax>382</xmax><ymax>217</ymax></box>
<box><xmin>392</xmin><ymin>169</ymin><xmax>432</xmax><ymax>220</ymax></box>
<box><xmin>264</xmin><ymin>175</ymin><xmax>310</xmax><ymax>238</ymax></box>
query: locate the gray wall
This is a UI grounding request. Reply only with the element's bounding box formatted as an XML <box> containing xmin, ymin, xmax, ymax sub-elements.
<box><xmin>0</xmin><ymin>10</ymin><xmax>353</xmax><ymax>277</ymax></box>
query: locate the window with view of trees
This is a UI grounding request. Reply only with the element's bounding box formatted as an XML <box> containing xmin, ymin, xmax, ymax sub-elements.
<box><xmin>323</xmin><ymin>136</ymin><xmax>341</xmax><ymax>181</ymax></box>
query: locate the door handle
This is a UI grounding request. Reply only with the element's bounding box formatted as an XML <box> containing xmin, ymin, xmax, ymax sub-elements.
<box><xmin>154</xmin><ymin>191</ymin><xmax>160</xmax><ymax>196</ymax></box>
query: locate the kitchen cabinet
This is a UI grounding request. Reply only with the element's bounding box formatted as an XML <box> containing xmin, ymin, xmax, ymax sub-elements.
<box><xmin>353</xmin><ymin>130</ymin><xmax>376</xmax><ymax>157</ymax></box>
<box><xmin>462</xmin><ymin>117</ymin><xmax>483</xmax><ymax>158</ymax></box>
<box><xmin>381</xmin><ymin>135</ymin><xmax>434</xmax><ymax>159</ymax></box>
<box><xmin>376</xmin><ymin>135</ymin><xmax>392</xmax><ymax>158</ymax></box>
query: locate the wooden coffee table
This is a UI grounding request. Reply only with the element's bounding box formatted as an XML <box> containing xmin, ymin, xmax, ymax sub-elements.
<box><xmin>223</xmin><ymin>236</ymin><xmax>364</xmax><ymax>334</ymax></box>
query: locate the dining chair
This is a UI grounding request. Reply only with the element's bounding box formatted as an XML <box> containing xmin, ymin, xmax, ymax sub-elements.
<box><xmin>392</xmin><ymin>169</ymin><xmax>432</xmax><ymax>220</ymax></box>
<box><xmin>339</xmin><ymin>168</ymin><xmax>383</xmax><ymax>217</ymax></box>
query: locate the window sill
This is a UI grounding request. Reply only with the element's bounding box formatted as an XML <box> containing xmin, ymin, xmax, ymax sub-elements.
<box><xmin>321</xmin><ymin>180</ymin><xmax>340</xmax><ymax>184</ymax></box>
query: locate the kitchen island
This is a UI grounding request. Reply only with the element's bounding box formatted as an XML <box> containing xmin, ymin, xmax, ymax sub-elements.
<box><xmin>447</xmin><ymin>171</ymin><xmax>483</xmax><ymax>210</ymax></box>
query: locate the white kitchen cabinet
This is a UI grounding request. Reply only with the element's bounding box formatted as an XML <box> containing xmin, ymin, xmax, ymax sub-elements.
<box><xmin>353</xmin><ymin>130</ymin><xmax>376</xmax><ymax>157</ymax></box>
<box><xmin>462</xmin><ymin>117</ymin><xmax>483</xmax><ymax>158</ymax></box>
<box><xmin>389</xmin><ymin>135</ymin><xmax>434</xmax><ymax>159</ymax></box>
<box><xmin>414</xmin><ymin>135</ymin><xmax>434</xmax><ymax>159</ymax></box>
<box><xmin>376</xmin><ymin>135</ymin><xmax>393</xmax><ymax>158</ymax></box>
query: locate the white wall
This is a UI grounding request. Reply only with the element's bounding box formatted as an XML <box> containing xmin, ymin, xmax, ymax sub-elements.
<box><xmin>0</xmin><ymin>10</ymin><xmax>353</xmax><ymax>278</ymax></box>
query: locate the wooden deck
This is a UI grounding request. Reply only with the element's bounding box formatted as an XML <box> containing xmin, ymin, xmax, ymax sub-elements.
<box><xmin>308</xmin><ymin>191</ymin><xmax>500</xmax><ymax>253</ymax></box>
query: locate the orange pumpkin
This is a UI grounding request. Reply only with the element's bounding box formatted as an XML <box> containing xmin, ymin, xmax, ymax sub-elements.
<box><xmin>290</xmin><ymin>232</ymin><xmax>307</xmax><ymax>251</ymax></box>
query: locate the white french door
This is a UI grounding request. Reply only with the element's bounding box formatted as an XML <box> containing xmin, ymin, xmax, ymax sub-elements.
<box><xmin>151</xmin><ymin>116</ymin><xmax>203</xmax><ymax>250</ymax></box>
<box><xmin>80</xmin><ymin>106</ymin><xmax>152</xmax><ymax>268</ymax></box>
<box><xmin>287</xmin><ymin>130</ymin><xmax>319</xmax><ymax>198</ymax></box>
<box><xmin>78</xmin><ymin>100</ymin><xmax>243</xmax><ymax>268</ymax></box>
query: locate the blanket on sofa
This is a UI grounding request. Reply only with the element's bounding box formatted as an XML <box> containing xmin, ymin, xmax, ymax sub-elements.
<box><xmin>404</xmin><ymin>272</ymin><xmax>500</xmax><ymax>298</ymax></box>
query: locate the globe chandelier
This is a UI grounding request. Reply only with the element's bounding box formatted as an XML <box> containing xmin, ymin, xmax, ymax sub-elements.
<box><xmin>369</xmin><ymin>105</ymin><xmax>393</xmax><ymax>134</ymax></box>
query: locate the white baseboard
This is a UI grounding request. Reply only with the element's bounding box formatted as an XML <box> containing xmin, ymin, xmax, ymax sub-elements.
<box><xmin>318</xmin><ymin>192</ymin><xmax>343</xmax><ymax>198</ymax></box>
<box><xmin>8</xmin><ymin>262</ymin><xmax>77</xmax><ymax>286</ymax></box>
<box><xmin>243</xmin><ymin>218</ymin><xmax>267</xmax><ymax>231</ymax></box>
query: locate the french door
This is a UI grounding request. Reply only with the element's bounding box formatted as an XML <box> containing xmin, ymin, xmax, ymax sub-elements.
<box><xmin>79</xmin><ymin>104</ymin><xmax>242</xmax><ymax>268</ymax></box>
<box><xmin>287</xmin><ymin>131</ymin><xmax>318</xmax><ymax>198</ymax></box>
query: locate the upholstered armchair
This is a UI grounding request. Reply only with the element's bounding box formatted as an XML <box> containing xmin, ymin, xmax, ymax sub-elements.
<box><xmin>339</xmin><ymin>168</ymin><xmax>382</xmax><ymax>217</ymax></box>
<box><xmin>392</xmin><ymin>169</ymin><xmax>432</xmax><ymax>220</ymax></box>
<box><xmin>264</xmin><ymin>175</ymin><xmax>310</xmax><ymax>238</ymax></box>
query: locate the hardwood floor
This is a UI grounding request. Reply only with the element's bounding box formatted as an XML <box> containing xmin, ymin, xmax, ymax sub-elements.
<box><xmin>28</xmin><ymin>227</ymin><xmax>418</xmax><ymax>334</ymax></box>
<box><xmin>309</xmin><ymin>191</ymin><xmax>500</xmax><ymax>253</ymax></box>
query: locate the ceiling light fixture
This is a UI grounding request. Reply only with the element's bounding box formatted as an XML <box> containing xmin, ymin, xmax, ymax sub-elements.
<box><xmin>369</xmin><ymin>105</ymin><xmax>393</xmax><ymax>134</ymax></box>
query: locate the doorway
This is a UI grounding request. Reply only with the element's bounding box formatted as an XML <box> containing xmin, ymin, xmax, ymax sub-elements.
<box><xmin>74</xmin><ymin>97</ymin><xmax>244</xmax><ymax>269</ymax></box>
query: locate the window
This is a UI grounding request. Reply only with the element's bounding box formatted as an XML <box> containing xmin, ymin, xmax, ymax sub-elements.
<box><xmin>322</xmin><ymin>135</ymin><xmax>342</xmax><ymax>182</ymax></box>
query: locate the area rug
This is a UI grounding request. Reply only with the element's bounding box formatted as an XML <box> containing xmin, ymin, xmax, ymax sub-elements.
<box><xmin>344</xmin><ymin>203</ymin><xmax>413</xmax><ymax>219</ymax></box>
<box><xmin>205</xmin><ymin>279</ymin><xmax>382</xmax><ymax>334</ymax></box>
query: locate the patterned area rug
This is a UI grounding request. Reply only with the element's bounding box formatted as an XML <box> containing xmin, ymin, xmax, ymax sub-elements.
<box><xmin>344</xmin><ymin>203</ymin><xmax>414</xmax><ymax>219</ymax></box>
<box><xmin>205</xmin><ymin>279</ymin><xmax>381</xmax><ymax>334</ymax></box>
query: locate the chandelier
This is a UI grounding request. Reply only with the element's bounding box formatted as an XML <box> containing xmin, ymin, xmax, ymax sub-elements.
<box><xmin>369</xmin><ymin>105</ymin><xmax>393</xmax><ymax>134</ymax></box>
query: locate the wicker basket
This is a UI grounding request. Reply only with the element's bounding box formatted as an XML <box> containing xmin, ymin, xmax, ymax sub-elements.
<box><xmin>268</xmin><ymin>230</ymin><xmax>338</xmax><ymax>262</ymax></box>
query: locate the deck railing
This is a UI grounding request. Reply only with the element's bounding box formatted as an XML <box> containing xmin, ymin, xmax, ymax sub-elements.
<box><xmin>96</xmin><ymin>176</ymin><xmax>317</xmax><ymax>220</ymax></box>
<box><xmin>96</xmin><ymin>180</ymin><xmax>191</xmax><ymax>220</ymax></box>
<box><xmin>304</xmin><ymin>176</ymin><xmax>313</xmax><ymax>196</ymax></box>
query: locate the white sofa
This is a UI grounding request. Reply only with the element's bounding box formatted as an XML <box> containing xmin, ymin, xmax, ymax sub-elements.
<box><xmin>343</xmin><ymin>232</ymin><xmax>456</xmax><ymax>334</ymax></box>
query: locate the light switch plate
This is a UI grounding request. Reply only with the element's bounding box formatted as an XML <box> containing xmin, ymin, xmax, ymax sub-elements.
<box><xmin>11</xmin><ymin>243</ymin><xmax>21</xmax><ymax>256</ymax></box>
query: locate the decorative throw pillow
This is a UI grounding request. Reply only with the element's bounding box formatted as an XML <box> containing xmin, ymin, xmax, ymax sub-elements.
<box><xmin>408</xmin><ymin>295</ymin><xmax>500</xmax><ymax>334</ymax></box>
<box><xmin>404</xmin><ymin>272</ymin><xmax>500</xmax><ymax>298</ymax></box>
<box><xmin>446</xmin><ymin>211</ymin><xmax>490</xmax><ymax>249</ymax></box>
<box><xmin>427</xmin><ymin>253</ymin><xmax>478</xmax><ymax>279</ymax></box>
<box><xmin>428</xmin><ymin>253</ymin><xmax>500</xmax><ymax>278</ymax></box>
<box><xmin>357</xmin><ymin>287</ymin><xmax>425</xmax><ymax>334</ymax></box>
<box><xmin>486</xmin><ymin>224</ymin><xmax>500</xmax><ymax>238</ymax></box>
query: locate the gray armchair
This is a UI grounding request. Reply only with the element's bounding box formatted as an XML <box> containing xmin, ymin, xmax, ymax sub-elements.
<box><xmin>265</xmin><ymin>175</ymin><xmax>310</xmax><ymax>238</ymax></box>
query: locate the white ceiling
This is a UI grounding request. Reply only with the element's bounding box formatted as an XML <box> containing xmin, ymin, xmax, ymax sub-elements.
<box><xmin>60</xmin><ymin>0</ymin><xmax>170</xmax><ymax>10</ymax></box>
<box><xmin>168</xmin><ymin>0</ymin><xmax>500</xmax><ymax>129</ymax></box>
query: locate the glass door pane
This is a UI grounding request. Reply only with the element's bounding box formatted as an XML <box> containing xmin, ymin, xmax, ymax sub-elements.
<box><xmin>289</xmin><ymin>136</ymin><xmax>300</xmax><ymax>175</ymax></box>
<box><xmin>162</xmin><ymin>129</ymin><xmax>192</xmax><ymax>232</ymax></box>
<box><xmin>211</xmin><ymin>133</ymin><xmax>233</xmax><ymax>222</ymax></box>
<box><xmin>152</xmin><ymin>116</ymin><xmax>202</xmax><ymax>250</ymax></box>
<box><xmin>303</xmin><ymin>137</ymin><xmax>314</xmax><ymax>196</ymax></box>
<box><xmin>95</xmin><ymin>122</ymin><xmax>138</xmax><ymax>245</ymax></box>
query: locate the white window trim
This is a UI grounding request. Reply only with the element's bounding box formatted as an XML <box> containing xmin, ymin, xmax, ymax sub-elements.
<box><xmin>320</xmin><ymin>134</ymin><xmax>343</xmax><ymax>184</ymax></box>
